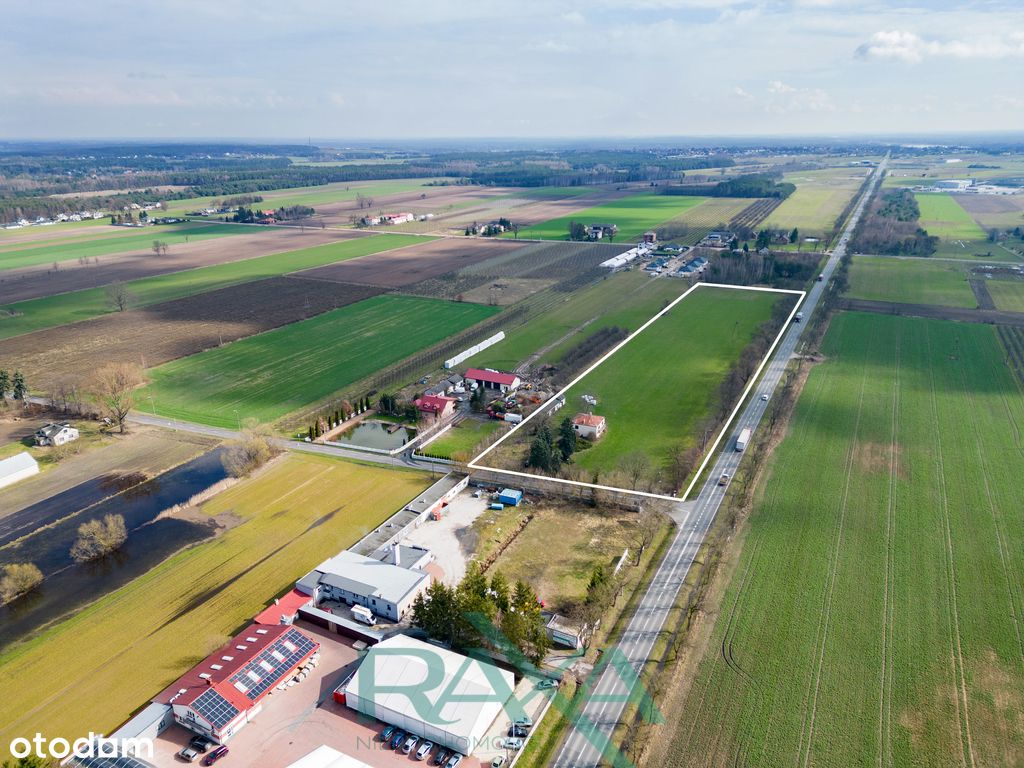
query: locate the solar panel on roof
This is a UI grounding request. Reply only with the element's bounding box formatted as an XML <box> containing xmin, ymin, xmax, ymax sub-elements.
<box><xmin>191</xmin><ymin>688</ymin><xmax>241</xmax><ymax>729</ymax></box>
<box><xmin>226</xmin><ymin>628</ymin><xmax>316</xmax><ymax>701</ymax></box>
<box><xmin>72</xmin><ymin>756</ymin><xmax>158</xmax><ymax>768</ymax></box>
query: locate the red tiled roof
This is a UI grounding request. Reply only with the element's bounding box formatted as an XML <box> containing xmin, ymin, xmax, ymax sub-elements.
<box><xmin>254</xmin><ymin>589</ymin><xmax>312</xmax><ymax>626</ymax></box>
<box><xmin>464</xmin><ymin>368</ymin><xmax>519</xmax><ymax>386</ymax></box>
<box><xmin>415</xmin><ymin>395</ymin><xmax>456</xmax><ymax>414</ymax></box>
<box><xmin>573</xmin><ymin>413</ymin><xmax>605</xmax><ymax>428</ymax></box>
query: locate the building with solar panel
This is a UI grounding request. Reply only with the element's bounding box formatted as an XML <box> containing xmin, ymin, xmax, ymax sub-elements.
<box><xmin>153</xmin><ymin>623</ymin><xmax>319</xmax><ymax>743</ymax></box>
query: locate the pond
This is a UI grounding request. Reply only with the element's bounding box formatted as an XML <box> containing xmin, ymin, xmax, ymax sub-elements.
<box><xmin>331</xmin><ymin>420</ymin><xmax>417</xmax><ymax>451</ymax></box>
<box><xmin>0</xmin><ymin>449</ymin><xmax>228</xmax><ymax>649</ymax></box>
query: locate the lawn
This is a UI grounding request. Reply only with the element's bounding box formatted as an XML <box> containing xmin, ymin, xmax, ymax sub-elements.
<box><xmin>0</xmin><ymin>222</ymin><xmax>255</xmax><ymax>271</ymax></box>
<box><xmin>985</xmin><ymin>278</ymin><xmax>1024</xmax><ymax>313</ymax></box>
<box><xmin>656</xmin><ymin>312</ymin><xmax>1024</xmax><ymax>767</ymax></box>
<box><xmin>764</xmin><ymin>167</ymin><xmax>869</xmax><ymax>239</ymax></box>
<box><xmin>419</xmin><ymin>418</ymin><xmax>504</xmax><ymax>461</ymax></box>
<box><xmin>556</xmin><ymin>287</ymin><xmax>780</xmax><ymax>481</ymax></box>
<box><xmin>511</xmin><ymin>193</ymin><xmax>708</xmax><ymax>242</ymax></box>
<box><xmin>846</xmin><ymin>255</ymin><xmax>976</xmax><ymax>308</ymax></box>
<box><xmin>915</xmin><ymin>193</ymin><xmax>988</xmax><ymax>241</ymax></box>
<box><xmin>143</xmin><ymin>295</ymin><xmax>500</xmax><ymax>427</ymax></box>
<box><xmin>0</xmin><ymin>233</ymin><xmax>424</xmax><ymax>340</ymax></box>
<box><xmin>0</xmin><ymin>453</ymin><xmax>429</xmax><ymax>757</ymax></box>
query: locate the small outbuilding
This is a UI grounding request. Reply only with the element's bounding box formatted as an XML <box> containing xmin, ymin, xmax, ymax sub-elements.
<box><xmin>497</xmin><ymin>488</ymin><xmax>523</xmax><ymax>507</ymax></box>
<box><xmin>0</xmin><ymin>451</ymin><xmax>39</xmax><ymax>490</ymax></box>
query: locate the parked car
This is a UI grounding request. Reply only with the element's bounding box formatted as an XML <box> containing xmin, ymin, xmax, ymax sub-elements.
<box><xmin>380</xmin><ymin>724</ymin><xmax>397</xmax><ymax>742</ymax></box>
<box><xmin>177</xmin><ymin>747</ymin><xmax>199</xmax><ymax>763</ymax></box>
<box><xmin>491</xmin><ymin>757</ymin><xmax>507</xmax><ymax>768</ymax></box>
<box><xmin>416</xmin><ymin>741</ymin><xmax>434</xmax><ymax>761</ymax></box>
<box><xmin>508</xmin><ymin>725</ymin><xmax>528</xmax><ymax>738</ymax></box>
<box><xmin>188</xmin><ymin>735</ymin><xmax>214</xmax><ymax>754</ymax></box>
<box><xmin>431</xmin><ymin>748</ymin><xmax>450</xmax><ymax>766</ymax></box>
<box><xmin>501</xmin><ymin>737</ymin><xmax>525</xmax><ymax>751</ymax></box>
<box><xmin>444</xmin><ymin>755</ymin><xmax>463</xmax><ymax>768</ymax></box>
<box><xmin>402</xmin><ymin>735</ymin><xmax>420</xmax><ymax>754</ymax></box>
<box><xmin>513</xmin><ymin>716</ymin><xmax>534</xmax><ymax>728</ymax></box>
<box><xmin>201</xmin><ymin>746</ymin><xmax>228</xmax><ymax>766</ymax></box>
<box><xmin>390</xmin><ymin>730</ymin><xmax>407</xmax><ymax>750</ymax></box>
<box><xmin>536</xmin><ymin>678</ymin><xmax>558</xmax><ymax>689</ymax></box>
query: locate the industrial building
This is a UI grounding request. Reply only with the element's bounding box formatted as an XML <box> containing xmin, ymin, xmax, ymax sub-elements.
<box><xmin>286</xmin><ymin>746</ymin><xmax>374</xmax><ymax>768</ymax></box>
<box><xmin>464</xmin><ymin>368</ymin><xmax>521</xmax><ymax>393</ymax></box>
<box><xmin>342</xmin><ymin>635</ymin><xmax>515</xmax><ymax>755</ymax></box>
<box><xmin>295</xmin><ymin>549</ymin><xmax>431</xmax><ymax>622</ymax></box>
<box><xmin>153</xmin><ymin>624</ymin><xmax>319</xmax><ymax>743</ymax></box>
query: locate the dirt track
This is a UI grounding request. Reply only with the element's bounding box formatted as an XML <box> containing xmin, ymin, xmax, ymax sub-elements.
<box><xmin>0</xmin><ymin>276</ymin><xmax>383</xmax><ymax>388</ymax></box>
<box><xmin>0</xmin><ymin>226</ymin><xmax>369</xmax><ymax>304</ymax></box>
<box><xmin>297</xmin><ymin>237</ymin><xmax>527</xmax><ymax>287</ymax></box>
<box><xmin>840</xmin><ymin>298</ymin><xmax>1024</xmax><ymax>326</ymax></box>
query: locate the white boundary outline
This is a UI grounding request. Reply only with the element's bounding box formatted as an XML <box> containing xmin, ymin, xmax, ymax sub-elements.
<box><xmin>466</xmin><ymin>281</ymin><xmax>806</xmax><ymax>502</ymax></box>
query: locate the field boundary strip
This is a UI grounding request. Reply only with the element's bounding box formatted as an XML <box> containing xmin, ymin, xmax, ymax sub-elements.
<box><xmin>468</xmin><ymin>281</ymin><xmax>806</xmax><ymax>502</ymax></box>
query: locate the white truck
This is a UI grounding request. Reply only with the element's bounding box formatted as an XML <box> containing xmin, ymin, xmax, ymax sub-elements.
<box><xmin>352</xmin><ymin>605</ymin><xmax>377</xmax><ymax>626</ymax></box>
<box><xmin>735</xmin><ymin>427</ymin><xmax>752</xmax><ymax>452</ymax></box>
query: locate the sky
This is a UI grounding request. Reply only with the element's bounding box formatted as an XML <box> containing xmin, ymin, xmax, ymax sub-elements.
<box><xmin>2</xmin><ymin>0</ymin><xmax>1022</xmax><ymax>140</ymax></box>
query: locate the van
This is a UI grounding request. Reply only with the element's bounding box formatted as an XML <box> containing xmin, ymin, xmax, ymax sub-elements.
<box><xmin>352</xmin><ymin>605</ymin><xmax>376</xmax><ymax>625</ymax></box>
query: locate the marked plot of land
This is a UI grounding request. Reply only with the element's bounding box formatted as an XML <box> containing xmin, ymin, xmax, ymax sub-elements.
<box><xmin>915</xmin><ymin>193</ymin><xmax>988</xmax><ymax>241</ymax></box>
<box><xmin>655</xmin><ymin>312</ymin><xmax>1024</xmax><ymax>767</ymax></box>
<box><xmin>143</xmin><ymin>295</ymin><xmax>499</xmax><ymax>426</ymax></box>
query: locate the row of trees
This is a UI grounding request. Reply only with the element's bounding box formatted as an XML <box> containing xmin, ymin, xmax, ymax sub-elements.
<box><xmin>851</xmin><ymin>188</ymin><xmax>938</xmax><ymax>257</ymax></box>
<box><xmin>662</xmin><ymin>173</ymin><xmax>796</xmax><ymax>199</ymax></box>
<box><xmin>307</xmin><ymin>395</ymin><xmax>377</xmax><ymax>439</ymax></box>
<box><xmin>411</xmin><ymin>564</ymin><xmax>550</xmax><ymax>664</ymax></box>
<box><xmin>527</xmin><ymin>418</ymin><xmax>578</xmax><ymax>473</ymax></box>
<box><xmin>0</xmin><ymin>369</ymin><xmax>27</xmax><ymax>401</ymax></box>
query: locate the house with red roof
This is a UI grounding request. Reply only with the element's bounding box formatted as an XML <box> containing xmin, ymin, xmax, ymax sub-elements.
<box><xmin>153</xmin><ymin>624</ymin><xmax>318</xmax><ymax>743</ymax></box>
<box><xmin>414</xmin><ymin>394</ymin><xmax>457</xmax><ymax>421</ymax></box>
<box><xmin>572</xmin><ymin>413</ymin><xmax>607</xmax><ymax>440</ymax></box>
<box><xmin>464</xmin><ymin>368</ymin><xmax>522</xmax><ymax>394</ymax></box>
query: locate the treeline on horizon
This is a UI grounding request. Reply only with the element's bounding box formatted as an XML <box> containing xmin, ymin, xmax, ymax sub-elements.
<box><xmin>659</xmin><ymin>172</ymin><xmax>796</xmax><ymax>199</ymax></box>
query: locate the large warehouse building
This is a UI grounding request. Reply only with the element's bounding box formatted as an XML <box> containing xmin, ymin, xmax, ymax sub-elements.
<box><xmin>343</xmin><ymin>635</ymin><xmax>515</xmax><ymax>755</ymax></box>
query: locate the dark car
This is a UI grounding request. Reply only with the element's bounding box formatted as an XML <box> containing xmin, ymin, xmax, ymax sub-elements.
<box><xmin>508</xmin><ymin>725</ymin><xmax>528</xmax><ymax>738</ymax></box>
<box><xmin>431</xmin><ymin>748</ymin><xmax>450</xmax><ymax>766</ymax></box>
<box><xmin>189</xmin><ymin>735</ymin><xmax>214</xmax><ymax>754</ymax></box>
<box><xmin>380</xmin><ymin>725</ymin><xmax>397</xmax><ymax>742</ymax></box>
<box><xmin>389</xmin><ymin>730</ymin><xmax>407</xmax><ymax>750</ymax></box>
<box><xmin>201</xmin><ymin>746</ymin><xmax>228</xmax><ymax>766</ymax></box>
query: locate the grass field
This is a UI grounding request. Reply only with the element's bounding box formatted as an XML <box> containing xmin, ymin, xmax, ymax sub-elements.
<box><xmin>765</xmin><ymin>167</ymin><xmax>868</xmax><ymax>239</ymax></box>
<box><xmin>555</xmin><ymin>287</ymin><xmax>780</xmax><ymax>480</ymax></box>
<box><xmin>656</xmin><ymin>312</ymin><xmax>1024</xmax><ymax>767</ymax></box>
<box><xmin>915</xmin><ymin>193</ymin><xmax>988</xmax><ymax>241</ymax></box>
<box><xmin>0</xmin><ymin>222</ymin><xmax>255</xmax><ymax>271</ymax></box>
<box><xmin>0</xmin><ymin>453</ymin><xmax>429</xmax><ymax>757</ymax></box>
<box><xmin>511</xmin><ymin>193</ymin><xmax>708</xmax><ymax>242</ymax></box>
<box><xmin>0</xmin><ymin>217</ymin><xmax>109</xmax><ymax>238</ymax></box>
<box><xmin>419</xmin><ymin>418</ymin><xmax>503</xmax><ymax>461</ymax></box>
<box><xmin>0</xmin><ymin>233</ymin><xmax>423</xmax><ymax>340</ymax></box>
<box><xmin>846</xmin><ymin>255</ymin><xmax>975</xmax><ymax>308</ymax></box>
<box><xmin>986</xmin><ymin>279</ymin><xmax>1024</xmax><ymax>313</ymax></box>
<box><xmin>143</xmin><ymin>295</ymin><xmax>499</xmax><ymax>426</ymax></box>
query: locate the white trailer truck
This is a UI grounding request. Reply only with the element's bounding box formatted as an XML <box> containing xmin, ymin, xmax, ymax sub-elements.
<box><xmin>735</xmin><ymin>427</ymin><xmax>752</xmax><ymax>452</ymax></box>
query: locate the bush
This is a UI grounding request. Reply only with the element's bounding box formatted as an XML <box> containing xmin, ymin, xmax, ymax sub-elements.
<box><xmin>70</xmin><ymin>514</ymin><xmax>128</xmax><ymax>563</ymax></box>
<box><xmin>0</xmin><ymin>562</ymin><xmax>43</xmax><ymax>604</ymax></box>
<box><xmin>222</xmin><ymin>422</ymin><xmax>279</xmax><ymax>477</ymax></box>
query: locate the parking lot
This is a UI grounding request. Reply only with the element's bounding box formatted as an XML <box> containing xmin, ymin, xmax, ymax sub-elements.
<box><xmin>400</xmin><ymin>491</ymin><xmax>491</xmax><ymax>586</ymax></box>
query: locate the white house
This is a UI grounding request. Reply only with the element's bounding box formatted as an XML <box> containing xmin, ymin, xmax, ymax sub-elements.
<box><xmin>0</xmin><ymin>452</ymin><xmax>39</xmax><ymax>490</ymax></box>
<box><xmin>572</xmin><ymin>413</ymin><xmax>607</xmax><ymax>440</ymax></box>
<box><xmin>34</xmin><ymin>422</ymin><xmax>80</xmax><ymax>447</ymax></box>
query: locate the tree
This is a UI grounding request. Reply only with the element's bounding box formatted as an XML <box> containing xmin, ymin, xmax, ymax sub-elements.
<box><xmin>789</xmin><ymin>227</ymin><xmax>799</xmax><ymax>244</ymax></box>
<box><xmin>85</xmin><ymin>362</ymin><xmax>147</xmax><ymax>433</ymax></box>
<box><xmin>510</xmin><ymin>579</ymin><xmax>550</xmax><ymax>664</ymax></box>
<box><xmin>0</xmin><ymin>562</ymin><xmax>43</xmax><ymax>605</ymax></box>
<box><xmin>527</xmin><ymin>433</ymin><xmax>552</xmax><ymax>471</ymax></box>
<box><xmin>631</xmin><ymin>505</ymin><xmax>666</xmax><ymax>565</ymax></box>
<box><xmin>152</xmin><ymin>240</ymin><xmax>169</xmax><ymax>256</ymax></box>
<box><xmin>620</xmin><ymin>451</ymin><xmax>651</xmax><ymax>490</ymax></box>
<box><xmin>222</xmin><ymin>421</ymin><xmax>278</xmax><ymax>477</ymax></box>
<box><xmin>70</xmin><ymin>514</ymin><xmax>128</xmax><ymax>563</ymax></box>
<box><xmin>557</xmin><ymin>417</ymin><xmax>577</xmax><ymax>461</ymax></box>
<box><xmin>105</xmin><ymin>281</ymin><xmax>135</xmax><ymax>312</ymax></box>
<box><xmin>11</xmin><ymin>371</ymin><xmax>26</xmax><ymax>401</ymax></box>
<box><xmin>0</xmin><ymin>369</ymin><xmax>9</xmax><ymax>400</ymax></box>
<box><xmin>568</xmin><ymin>221</ymin><xmax>587</xmax><ymax>241</ymax></box>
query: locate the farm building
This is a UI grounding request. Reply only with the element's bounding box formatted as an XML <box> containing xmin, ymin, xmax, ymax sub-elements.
<box><xmin>295</xmin><ymin>549</ymin><xmax>431</xmax><ymax>622</ymax></box>
<box><xmin>464</xmin><ymin>368</ymin><xmax>521</xmax><ymax>393</ymax></box>
<box><xmin>572</xmin><ymin>413</ymin><xmax>607</xmax><ymax>440</ymax></box>
<box><xmin>0</xmin><ymin>451</ymin><xmax>39</xmax><ymax>490</ymax></box>
<box><xmin>153</xmin><ymin>624</ymin><xmax>319</xmax><ymax>744</ymax></box>
<box><xmin>342</xmin><ymin>634</ymin><xmax>515</xmax><ymax>755</ymax></box>
<box><xmin>34</xmin><ymin>422</ymin><xmax>79</xmax><ymax>447</ymax></box>
<box><xmin>381</xmin><ymin>212</ymin><xmax>415</xmax><ymax>225</ymax></box>
<box><xmin>414</xmin><ymin>394</ymin><xmax>457</xmax><ymax>421</ymax></box>
<box><xmin>643</xmin><ymin>230</ymin><xmax>657</xmax><ymax>244</ymax></box>
<box><xmin>934</xmin><ymin>179</ymin><xmax>972</xmax><ymax>191</ymax></box>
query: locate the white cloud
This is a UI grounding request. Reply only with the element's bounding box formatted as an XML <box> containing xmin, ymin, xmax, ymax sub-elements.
<box><xmin>560</xmin><ymin>10</ymin><xmax>585</xmax><ymax>24</ymax></box>
<box><xmin>733</xmin><ymin>86</ymin><xmax>753</xmax><ymax>100</ymax></box>
<box><xmin>764</xmin><ymin>80</ymin><xmax>834</xmax><ymax>113</ymax></box>
<box><xmin>526</xmin><ymin>40</ymin><xmax>573</xmax><ymax>53</ymax></box>
<box><xmin>767</xmin><ymin>80</ymin><xmax>796</xmax><ymax>94</ymax></box>
<box><xmin>856</xmin><ymin>29</ymin><xmax>1024</xmax><ymax>63</ymax></box>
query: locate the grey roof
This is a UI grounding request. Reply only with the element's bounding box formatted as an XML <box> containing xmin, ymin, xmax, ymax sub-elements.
<box><xmin>405</xmin><ymin>473</ymin><xmax>467</xmax><ymax>516</ymax></box>
<box><xmin>297</xmin><ymin>550</ymin><xmax>428</xmax><ymax>605</ymax></box>
<box><xmin>0</xmin><ymin>451</ymin><xmax>38</xmax><ymax>480</ymax></box>
<box><xmin>36</xmin><ymin>422</ymin><xmax>73</xmax><ymax>438</ymax></box>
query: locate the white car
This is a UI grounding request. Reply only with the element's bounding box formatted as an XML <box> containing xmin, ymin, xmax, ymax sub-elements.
<box><xmin>501</xmin><ymin>737</ymin><xmax>524</xmax><ymax>751</ymax></box>
<box><xmin>760</xmin><ymin>393</ymin><xmax>769</xmax><ymax>401</ymax></box>
<box><xmin>416</xmin><ymin>741</ymin><xmax>434</xmax><ymax>761</ymax></box>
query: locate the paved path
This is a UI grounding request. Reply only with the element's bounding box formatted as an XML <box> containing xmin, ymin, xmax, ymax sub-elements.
<box><xmin>551</xmin><ymin>154</ymin><xmax>890</xmax><ymax>768</ymax></box>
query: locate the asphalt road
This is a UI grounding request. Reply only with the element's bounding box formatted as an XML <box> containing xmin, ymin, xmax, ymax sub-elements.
<box><xmin>552</xmin><ymin>154</ymin><xmax>889</xmax><ymax>768</ymax></box>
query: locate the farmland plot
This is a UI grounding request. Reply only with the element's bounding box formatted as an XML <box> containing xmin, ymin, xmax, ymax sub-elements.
<box><xmin>512</xmin><ymin>193</ymin><xmax>709</xmax><ymax>242</ymax></box>
<box><xmin>654</xmin><ymin>313</ymin><xmax>1024</xmax><ymax>768</ymax></box>
<box><xmin>143</xmin><ymin>295</ymin><xmax>499</xmax><ymax>426</ymax></box>
<box><xmin>915</xmin><ymin>193</ymin><xmax>988</xmax><ymax>241</ymax></box>
<box><xmin>765</xmin><ymin>167</ymin><xmax>869</xmax><ymax>239</ymax></box>
<box><xmin>846</xmin><ymin>255</ymin><xmax>975</xmax><ymax>308</ymax></box>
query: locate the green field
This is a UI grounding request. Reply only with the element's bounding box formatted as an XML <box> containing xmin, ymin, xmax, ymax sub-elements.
<box><xmin>144</xmin><ymin>295</ymin><xmax>499</xmax><ymax>426</ymax></box>
<box><xmin>0</xmin><ymin>217</ymin><xmax>109</xmax><ymax>237</ymax></box>
<box><xmin>0</xmin><ymin>222</ymin><xmax>255</xmax><ymax>271</ymax></box>
<box><xmin>0</xmin><ymin>233</ymin><xmax>423</xmax><ymax>340</ymax></box>
<box><xmin>659</xmin><ymin>312</ymin><xmax>1024</xmax><ymax>767</ymax></box>
<box><xmin>765</xmin><ymin>167</ymin><xmax>869</xmax><ymax>239</ymax></box>
<box><xmin>0</xmin><ymin>453</ymin><xmax>428</xmax><ymax>756</ymax></box>
<box><xmin>986</xmin><ymin>279</ymin><xmax>1024</xmax><ymax>313</ymax></box>
<box><xmin>847</xmin><ymin>255</ymin><xmax>975</xmax><ymax>308</ymax></box>
<box><xmin>420</xmin><ymin>418</ymin><xmax>504</xmax><ymax>461</ymax></box>
<box><xmin>915</xmin><ymin>193</ymin><xmax>988</xmax><ymax>241</ymax></box>
<box><xmin>512</xmin><ymin>193</ymin><xmax>708</xmax><ymax>242</ymax></box>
